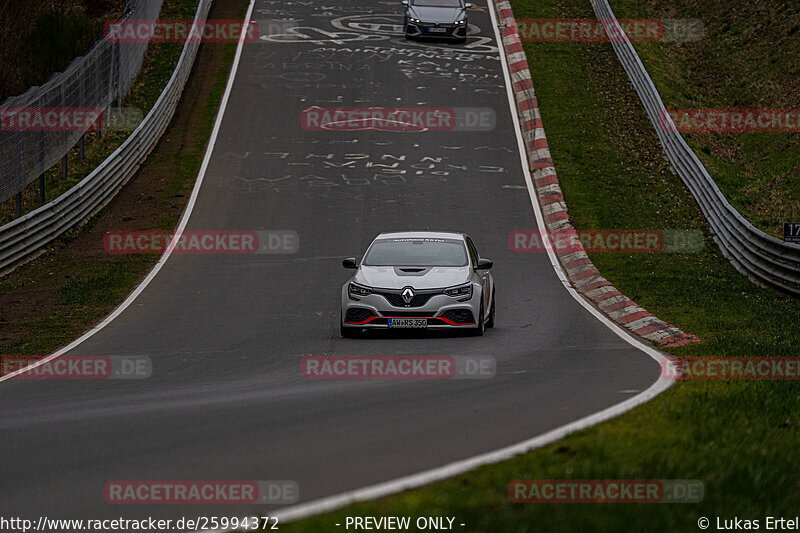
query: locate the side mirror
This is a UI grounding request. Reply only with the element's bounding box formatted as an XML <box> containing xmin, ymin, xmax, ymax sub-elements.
<box><xmin>342</xmin><ymin>257</ymin><xmax>358</xmax><ymax>269</ymax></box>
<box><xmin>475</xmin><ymin>258</ymin><xmax>493</xmax><ymax>270</ymax></box>
<box><xmin>402</xmin><ymin>0</ymin><xmax>409</xmax><ymax>5</ymax></box>
<box><xmin>465</xmin><ymin>2</ymin><xmax>472</xmax><ymax>8</ymax></box>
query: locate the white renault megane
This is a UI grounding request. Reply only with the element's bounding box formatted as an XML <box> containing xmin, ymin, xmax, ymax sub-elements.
<box><xmin>340</xmin><ymin>231</ymin><xmax>495</xmax><ymax>337</ymax></box>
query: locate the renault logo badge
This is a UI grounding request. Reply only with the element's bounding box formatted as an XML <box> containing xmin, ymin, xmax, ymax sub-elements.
<box><xmin>402</xmin><ymin>287</ymin><xmax>414</xmax><ymax>305</ymax></box>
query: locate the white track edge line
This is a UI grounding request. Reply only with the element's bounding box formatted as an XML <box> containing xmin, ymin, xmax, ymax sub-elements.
<box><xmin>239</xmin><ymin>0</ymin><xmax>677</xmax><ymax>526</ymax></box>
<box><xmin>0</xmin><ymin>0</ymin><xmax>258</xmax><ymax>383</ymax></box>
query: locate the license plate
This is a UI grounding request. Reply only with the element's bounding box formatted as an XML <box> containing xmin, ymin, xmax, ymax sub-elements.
<box><xmin>388</xmin><ymin>318</ymin><xmax>427</xmax><ymax>328</ymax></box>
<box><xmin>428</xmin><ymin>27</ymin><xmax>447</xmax><ymax>33</ymax></box>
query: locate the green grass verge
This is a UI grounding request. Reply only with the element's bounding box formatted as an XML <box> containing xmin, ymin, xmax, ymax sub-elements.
<box><xmin>275</xmin><ymin>0</ymin><xmax>800</xmax><ymax>531</ymax></box>
<box><xmin>0</xmin><ymin>0</ymin><xmax>199</xmax><ymax>226</ymax></box>
<box><xmin>13</xmin><ymin>261</ymin><xmax>154</xmax><ymax>356</ymax></box>
<box><xmin>609</xmin><ymin>0</ymin><xmax>800</xmax><ymax>237</ymax></box>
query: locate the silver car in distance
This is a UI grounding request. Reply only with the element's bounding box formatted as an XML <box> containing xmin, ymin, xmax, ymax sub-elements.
<box><xmin>340</xmin><ymin>231</ymin><xmax>495</xmax><ymax>337</ymax></box>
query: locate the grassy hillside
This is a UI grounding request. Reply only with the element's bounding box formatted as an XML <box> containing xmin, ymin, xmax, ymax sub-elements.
<box><xmin>611</xmin><ymin>0</ymin><xmax>800</xmax><ymax>237</ymax></box>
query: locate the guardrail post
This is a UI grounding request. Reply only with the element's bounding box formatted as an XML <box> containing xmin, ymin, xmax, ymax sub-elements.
<box><xmin>15</xmin><ymin>192</ymin><xmax>22</xmax><ymax>218</ymax></box>
<box><xmin>80</xmin><ymin>134</ymin><xmax>85</xmax><ymax>159</ymax></box>
<box><xmin>62</xmin><ymin>154</ymin><xmax>68</xmax><ymax>179</ymax></box>
<box><xmin>39</xmin><ymin>174</ymin><xmax>46</xmax><ymax>203</ymax></box>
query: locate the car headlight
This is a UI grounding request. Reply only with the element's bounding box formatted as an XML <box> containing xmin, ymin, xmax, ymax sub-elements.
<box><xmin>349</xmin><ymin>282</ymin><xmax>373</xmax><ymax>297</ymax></box>
<box><xmin>443</xmin><ymin>282</ymin><xmax>472</xmax><ymax>299</ymax></box>
<box><xmin>409</xmin><ymin>17</ymin><xmax>421</xmax><ymax>23</ymax></box>
<box><xmin>455</xmin><ymin>19</ymin><xmax>466</xmax><ymax>24</ymax></box>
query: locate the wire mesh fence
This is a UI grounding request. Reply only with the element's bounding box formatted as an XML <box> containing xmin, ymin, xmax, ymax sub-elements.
<box><xmin>0</xmin><ymin>0</ymin><xmax>163</xmax><ymax>205</ymax></box>
<box><xmin>0</xmin><ymin>0</ymin><xmax>213</xmax><ymax>275</ymax></box>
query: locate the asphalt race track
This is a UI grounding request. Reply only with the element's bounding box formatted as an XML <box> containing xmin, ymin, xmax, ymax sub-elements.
<box><xmin>0</xmin><ymin>0</ymin><xmax>661</xmax><ymax>523</ymax></box>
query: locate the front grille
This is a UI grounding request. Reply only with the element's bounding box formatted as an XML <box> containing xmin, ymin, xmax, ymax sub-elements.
<box><xmin>345</xmin><ymin>308</ymin><xmax>375</xmax><ymax>323</ymax></box>
<box><xmin>440</xmin><ymin>309</ymin><xmax>475</xmax><ymax>324</ymax></box>
<box><xmin>379</xmin><ymin>292</ymin><xmax>435</xmax><ymax>308</ymax></box>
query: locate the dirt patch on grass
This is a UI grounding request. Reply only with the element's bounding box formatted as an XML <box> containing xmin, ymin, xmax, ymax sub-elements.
<box><xmin>0</xmin><ymin>0</ymin><xmax>245</xmax><ymax>355</ymax></box>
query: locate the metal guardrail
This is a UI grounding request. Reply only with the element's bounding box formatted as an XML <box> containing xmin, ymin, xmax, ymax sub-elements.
<box><xmin>590</xmin><ymin>0</ymin><xmax>800</xmax><ymax>296</ymax></box>
<box><xmin>0</xmin><ymin>0</ymin><xmax>213</xmax><ymax>276</ymax></box>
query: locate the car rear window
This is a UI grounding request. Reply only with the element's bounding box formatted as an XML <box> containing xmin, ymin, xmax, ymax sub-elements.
<box><xmin>363</xmin><ymin>238</ymin><xmax>468</xmax><ymax>267</ymax></box>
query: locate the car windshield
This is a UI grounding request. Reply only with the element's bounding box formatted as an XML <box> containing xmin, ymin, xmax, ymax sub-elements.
<box><xmin>412</xmin><ymin>0</ymin><xmax>462</xmax><ymax>7</ymax></box>
<box><xmin>363</xmin><ymin>238</ymin><xmax>468</xmax><ymax>267</ymax></box>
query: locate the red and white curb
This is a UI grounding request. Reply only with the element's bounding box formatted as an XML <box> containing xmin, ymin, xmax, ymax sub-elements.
<box><xmin>495</xmin><ymin>0</ymin><xmax>699</xmax><ymax>348</ymax></box>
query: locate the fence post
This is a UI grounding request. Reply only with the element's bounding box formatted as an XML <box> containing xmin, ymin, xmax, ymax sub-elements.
<box><xmin>112</xmin><ymin>39</ymin><xmax>120</xmax><ymax>111</ymax></box>
<box><xmin>61</xmin><ymin>78</ymin><xmax>69</xmax><ymax>181</ymax></box>
<box><xmin>79</xmin><ymin>53</ymin><xmax>87</xmax><ymax>160</ymax></box>
<box><xmin>14</xmin><ymin>122</ymin><xmax>23</xmax><ymax>218</ymax></box>
<box><xmin>39</xmin><ymin>128</ymin><xmax>47</xmax><ymax>204</ymax></box>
